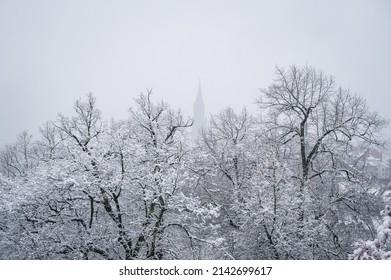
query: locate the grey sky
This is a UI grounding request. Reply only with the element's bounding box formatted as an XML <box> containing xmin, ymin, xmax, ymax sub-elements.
<box><xmin>1</xmin><ymin>0</ymin><xmax>390</xmax><ymax>147</ymax></box>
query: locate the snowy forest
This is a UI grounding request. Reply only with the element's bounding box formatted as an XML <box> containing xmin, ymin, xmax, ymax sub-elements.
<box><xmin>1</xmin><ymin>65</ymin><xmax>391</xmax><ymax>260</ymax></box>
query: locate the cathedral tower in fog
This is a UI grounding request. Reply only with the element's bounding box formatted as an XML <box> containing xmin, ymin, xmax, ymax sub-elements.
<box><xmin>191</xmin><ymin>81</ymin><xmax>206</xmax><ymax>141</ymax></box>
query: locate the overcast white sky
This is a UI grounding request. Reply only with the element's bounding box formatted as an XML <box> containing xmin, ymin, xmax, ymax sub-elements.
<box><xmin>1</xmin><ymin>0</ymin><xmax>390</xmax><ymax>147</ymax></box>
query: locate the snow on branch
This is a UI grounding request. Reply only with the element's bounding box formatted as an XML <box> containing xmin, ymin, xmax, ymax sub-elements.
<box><xmin>349</xmin><ymin>205</ymin><xmax>391</xmax><ymax>260</ymax></box>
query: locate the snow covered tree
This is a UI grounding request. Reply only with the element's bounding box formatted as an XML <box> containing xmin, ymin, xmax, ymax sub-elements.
<box><xmin>257</xmin><ymin>65</ymin><xmax>387</xmax><ymax>258</ymax></box>
<box><xmin>125</xmin><ymin>90</ymin><xmax>220</xmax><ymax>259</ymax></box>
<box><xmin>193</xmin><ymin>107</ymin><xmax>322</xmax><ymax>259</ymax></box>
<box><xmin>258</xmin><ymin>65</ymin><xmax>387</xmax><ymax>187</ymax></box>
<box><xmin>0</xmin><ymin>92</ymin><xmax>220</xmax><ymax>260</ymax></box>
<box><xmin>0</xmin><ymin>130</ymin><xmax>38</xmax><ymax>178</ymax></box>
<box><xmin>193</xmin><ymin>108</ymin><xmax>259</xmax><ymax>256</ymax></box>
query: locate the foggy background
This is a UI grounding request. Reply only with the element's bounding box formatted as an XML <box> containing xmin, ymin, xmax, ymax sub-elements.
<box><xmin>1</xmin><ymin>0</ymin><xmax>390</xmax><ymax>147</ymax></box>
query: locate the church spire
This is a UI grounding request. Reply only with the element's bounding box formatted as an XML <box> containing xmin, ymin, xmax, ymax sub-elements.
<box><xmin>192</xmin><ymin>80</ymin><xmax>206</xmax><ymax>141</ymax></box>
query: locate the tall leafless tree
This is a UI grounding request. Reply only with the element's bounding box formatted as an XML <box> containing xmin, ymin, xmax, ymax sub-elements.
<box><xmin>258</xmin><ymin>65</ymin><xmax>388</xmax><ymax>188</ymax></box>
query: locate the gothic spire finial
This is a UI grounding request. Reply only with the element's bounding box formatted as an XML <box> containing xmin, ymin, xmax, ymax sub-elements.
<box><xmin>198</xmin><ymin>78</ymin><xmax>202</xmax><ymax>99</ymax></box>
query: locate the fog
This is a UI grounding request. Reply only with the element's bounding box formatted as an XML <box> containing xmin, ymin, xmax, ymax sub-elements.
<box><xmin>1</xmin><ymin>0</ymin><xmax>390</xmax><ymax>147</ymax></box>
